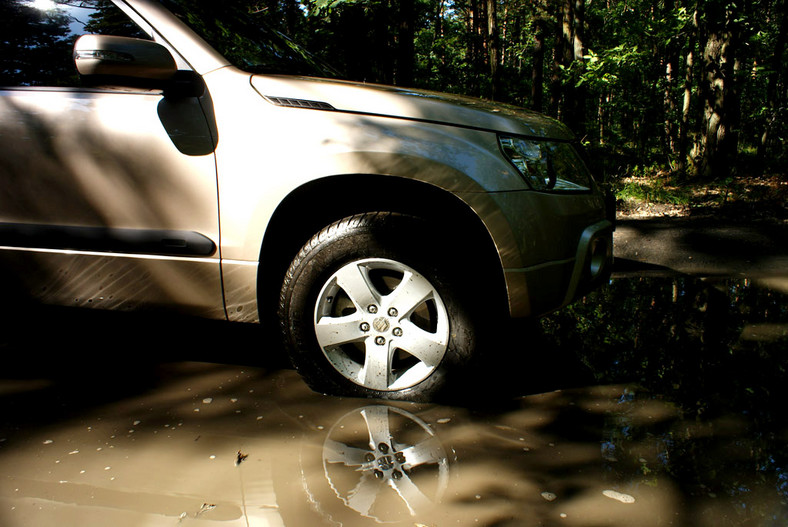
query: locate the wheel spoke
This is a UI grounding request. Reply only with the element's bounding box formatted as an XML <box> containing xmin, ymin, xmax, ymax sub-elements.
<box><xmin>360</xmin><ymin>406</ymin><xmax>393</xmax><ymax>449</ymax></box>
<box><xmin>385</xmin><ymin>270</ymin><xmax>436</xmax><ymax>318</ymax></box>
<box><xmin>346</xmin><ymin>472</ymin><xmax>384</xmax><ymax>516</ymax></box>
<box><xmin>396</xmin><ymin>320</ymin><xmax>447</xmax><ymax>367</ymax></box>
<box><xmin>312</xmin><ymin>257</ymin><xmax>451</xmax><ymax>392</ymax></box>
<box><xmin>315</xmin><ymin>313</ymin><xmax>365</xmax><ymax>348</ymax></box>
<box><xmin>323</xmin><ymin>438</ymin><xmax>371</xmax><ymax>467</ymax></box>
<box><xmin>360</xmin><ymin>342</ymin><xmax>394</xmax><ymax>390</ymax></box>
<box><xmin>390</xmin><ymin>472</ymin><xmax>432</xmax><ymax>516</ymax></box>
<box><xmin>334</xmin><ymin>262</ymin><xmax>380</xmax><ymax>312</ymax></box>
<box><xmin>400</xmin><ymin>436</ymin><xmax>444</xmax><ymax>468</ymax></box>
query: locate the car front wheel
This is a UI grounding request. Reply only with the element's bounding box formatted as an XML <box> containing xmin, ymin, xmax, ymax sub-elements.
<box><xmin>278</xmin><ymin>212</ymin><xmax>483</xmax><ymax>401</ymax></box>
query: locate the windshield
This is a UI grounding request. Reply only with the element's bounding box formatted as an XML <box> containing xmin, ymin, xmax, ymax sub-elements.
<box><xmin>157</xmin><ymin>0</ymin><xmax>338</xmax><ymax>78</ymax></box>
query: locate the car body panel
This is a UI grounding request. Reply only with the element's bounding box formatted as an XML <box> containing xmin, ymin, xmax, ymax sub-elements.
<box><xmin>117</xmin><ymin>0</ymin><xmax>612</xmax><ymax>321</ymax></box>
<box><xmin>250</xmin><ymin>75</ymin><xmax>574</xmax><ymax>140</ymax></box>
<box><xmin>457</xmin><ymin>190</ymin><xmax>609</xmax><ymax>316</ymax></box>
<box><xmin>0</xmin><ymin>249</ymin><xmax>224</xmax><ymax>317</ymax></box>
<box><xmin>206</xmin><ymin>68</ymin><xmax>529</xmax><ymax>260</ymax></box>
<box><xmin>0</xmin><ymin>84</ymin><xmax>223</xmax><ymax>315</ymax></box>
<box><xmin>0</xmin><ymin>0</ymin><xmax>612</xmax><ymax>326</ymax></box>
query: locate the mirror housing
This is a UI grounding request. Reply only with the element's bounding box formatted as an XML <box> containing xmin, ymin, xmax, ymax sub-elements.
<box><xmin>74</xmin><ymin>35</ymin><xmax>176</xmax><ymax>84</ymax></box>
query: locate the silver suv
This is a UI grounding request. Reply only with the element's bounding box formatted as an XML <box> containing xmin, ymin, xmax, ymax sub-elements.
<box><xmin>0</xmin><ymin>0</ymin><xmax>613</xmax><ymax>400</ymax></box>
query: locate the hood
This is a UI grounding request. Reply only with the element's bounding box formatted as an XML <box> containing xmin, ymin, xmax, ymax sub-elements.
<box><xmin>250</xmin><ymin>75</ymin><xmax>575</xmax><ymax>141</ymax></box>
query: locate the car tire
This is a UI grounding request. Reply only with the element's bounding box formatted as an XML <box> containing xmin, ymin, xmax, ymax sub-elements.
<box><xmin>278</xmin><ymin>212</ymin><xmax>485</xmax><ymax>401</ymax></box>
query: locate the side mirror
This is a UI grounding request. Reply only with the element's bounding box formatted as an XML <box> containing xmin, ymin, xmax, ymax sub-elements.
<box><xmin>74</xmin><ymin>35</ymin><xmax>176</xmax><ymax>84</ymax></box>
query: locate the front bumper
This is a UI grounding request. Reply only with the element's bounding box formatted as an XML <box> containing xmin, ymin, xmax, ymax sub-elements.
<box><xmin>503</xmin><ymin>219</ymin><xmax>613</xmax><ymax>318</ymax></box>
<box><xmin>460</xmin><ymin>187</ymin><xmax>613</xmax><ymax>318</ymax></box>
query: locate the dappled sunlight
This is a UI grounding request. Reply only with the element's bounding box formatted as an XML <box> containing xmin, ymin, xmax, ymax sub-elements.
<box><xmin>1</xmin><ymin>273</ymin><xmax>787</xmax><ymax>526</ymax></box>
<box><xmin>559</xmin><ymin>481</ymin><xmax>680</xmax><ymax>527</ymax></box>
<box><xmin>0</xmin><ymin>370</ymin><xmax>747</xmax><ymax>526</ymax></box>
<box><xmin>0</xmin><ymin>93</ymin><xmax>218</xmax><ymax>230</ymax></box>
<box><xmin>0</xmin><ymin>91</ymin><xmax>224</xmax><ymax>315</ymax></box>
<box><xmin>0</xmin><ymin>250</ymin><xmax>223</xmax><ymax>317</ymax></box>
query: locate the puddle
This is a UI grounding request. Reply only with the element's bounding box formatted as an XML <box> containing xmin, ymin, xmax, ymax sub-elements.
<box><xmin>0</xmin><ymin>276</ymin><xmax>786</xmax><ymax>526</ymax></box>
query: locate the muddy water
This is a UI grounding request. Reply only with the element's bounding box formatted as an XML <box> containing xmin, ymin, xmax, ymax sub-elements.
<box><xmin>0</xmin><ymin>276</ymin><xmax>786</xmax><ymax>526</ymax></box>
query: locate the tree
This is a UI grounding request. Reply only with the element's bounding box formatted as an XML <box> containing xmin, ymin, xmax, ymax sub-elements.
<box><xmin>756</xmin><ymin>0</ymin><xmax>787</xmax><ymax>164</ymax></box>
<box><xmin>697</xmin><ymin>0</ymin><xmax>746</xmax><ymax>179</ymax></box>
<box><xmin>250</xmin><ymin>0</ymin><xmax>785</xmax><ymax>181</ymax></box>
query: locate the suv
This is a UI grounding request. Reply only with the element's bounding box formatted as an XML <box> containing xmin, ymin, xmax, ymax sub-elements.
<box><xmin>0</xmin><ymin>0</ymin><xmax>612</xmax><ymax>400</ymax></box>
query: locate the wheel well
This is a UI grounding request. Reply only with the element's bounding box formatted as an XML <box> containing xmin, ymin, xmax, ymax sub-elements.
<box><xmin>257</xmin><ymin>174</ymin><xmax>508</xmax><ymax>326</ymax></box>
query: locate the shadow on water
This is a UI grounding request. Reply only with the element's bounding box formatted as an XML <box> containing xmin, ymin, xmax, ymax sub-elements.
<box><xmin>1</xmin><ymin>275</ymin><xmax>787</xmax><ymax>526</ymax></box>
<box><xmin>446</xmin><ymin>274</ymin><xmax>788</xmax><ymax>525</ymax></box>
<box><xmin>462</xmin><ymin>273</ymin><xmax>788</xmax><ymax>407</ymax></box>
<box><xmin>541</xmin><ymin>276</ymin><xmax>788</xmax><ymax>416</ymax></box>
<box><xmin>538</xmin><ymin>275</ymin><xmax>788</xmax><ymax>526</ymax></box>
<box><xmin>0</xmin><ymin>304</ymin><xmax>289</xmax><ymax>428</ymax></box>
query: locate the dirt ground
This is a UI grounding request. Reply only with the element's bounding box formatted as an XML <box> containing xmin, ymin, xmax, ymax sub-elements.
<box><xmin>614</xmin><ymin>173</ymin><xmax>787</xmax><ymax>222</ymax></box>
<box><xmin>613</xmin><ymin>217</ymin><xmax>788</xmax><ymax>277</ymax></box>
<box><xmin>612</xmin><ymin>174</ymin><xmax>788</xmax><ymax>277</ymax></box>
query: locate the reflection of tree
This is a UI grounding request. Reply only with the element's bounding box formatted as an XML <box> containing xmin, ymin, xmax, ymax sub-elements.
<box><xmin>541</xmin><ymin>277</ymin><xmax>788</xmax><ymax>416</ymax></box>
<box><xmin>0</xmin><ymin>0</ymin><xmax>148</xmax><ymax>88</ymax></box>
<box><xmin>159</xmin><ymin>0</ymin><xmax>335</xmax><ymax>76</ymax></box>
<box><xmin>542</xmin><ymin>277</ymin><xmax>788</xmax><ymax>525</ymax></box>
<box><xmin>0</xmin><ymin>1</ymin><xmax>74</xmax><ymax>86</ymax></box>
<box><xmin>83</xmin><ymin>0</ymin><xmax>147</xmax><ymax>38</ymax></box>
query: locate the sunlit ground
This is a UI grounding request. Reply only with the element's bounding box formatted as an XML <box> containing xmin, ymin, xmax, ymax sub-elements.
<box><xmin>1</xmin><ymin>274</ymin><xmax>787</xmax><ymax>526</ymax></box>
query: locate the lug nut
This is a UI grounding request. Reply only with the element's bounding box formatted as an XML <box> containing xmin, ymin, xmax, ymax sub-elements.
<box><xmin>388</xmin><ymin>307</ymin><xmax>398</xmax><ymax>317</ymax></box>
<box><xmin>392</xmin><ymin>327</ymin><xmax>403</xmax><ymax>337</ymax></box>
<box><xmin>365</xmin><ymin>453</ymin><xmax>375</xmax><ymax>462</ymax></box>
<box><xmin>360</xmin><ymin>322</ymin><xmax>370</xmax><ymax>332</ymax></box>
<box><xmin>374</xmin><ymin>469</ymin><xmax>383</xmax><ymax>479</ymax></box>
<box><xmin>392</xmin><ymin>470</ymin><xmax>403</xmax><ymax>480</ymax></box>
<box><xmin>367</xmin><ymin>305</ymin><xmax>378</xmax><ymax>314</ymax></box>
<box><xmin>378</xmin><ymin>443</ymin><xmax>389</xmax><ymax>454</ymax></box>
<box><xmin>375</xmin><ymin>336</ymin><xmax>386</xmax><ymax>346</ymax></box>
<box><xmin>395</xmin><ymin>452</ymin><xmax>406</xmax><ymax>463</ymax></box>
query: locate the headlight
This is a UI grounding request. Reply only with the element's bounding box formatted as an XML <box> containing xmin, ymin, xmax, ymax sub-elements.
<box><xmin>499</xmin><ymin>136</ymin><xmax>592</xmax><ymax>192</ymax></box>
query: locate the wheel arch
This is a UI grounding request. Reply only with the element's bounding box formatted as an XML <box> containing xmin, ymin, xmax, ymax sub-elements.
<box><xmin>256</xmin><ymin>174</ymin><xmax>509</xmax><ymax>329</ymax></box>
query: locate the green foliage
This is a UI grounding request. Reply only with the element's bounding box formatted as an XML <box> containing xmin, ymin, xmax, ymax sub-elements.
<box><xmin>614</xmin><ymin>176</ymin><xmax>692</xmax><ymax>206</ymax></box>
<box><xmin>248</xmin><ymin>0</ymin><xmax>787</xmax><ymax>181</ymax></box>
<box><xmin>0</xmin><ymin>1</ymin><xmax>74</xmax><ymax>86</ymax></box>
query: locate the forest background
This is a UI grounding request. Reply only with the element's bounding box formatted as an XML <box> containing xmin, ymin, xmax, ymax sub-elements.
<box><xmin>254</xmin><ymin>0</ymin><xmax>786</xmax><ymax>217</ymax></box>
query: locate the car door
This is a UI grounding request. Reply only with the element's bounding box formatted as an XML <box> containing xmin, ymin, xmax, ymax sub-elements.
<box><xmin>0</xmin><ymin>0</ymin><xmax>223</xmax><ymax>317</ymax></box>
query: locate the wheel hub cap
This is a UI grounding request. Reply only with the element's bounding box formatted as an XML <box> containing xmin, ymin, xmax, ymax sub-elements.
<box><xmin>372</xmin><ymin>317</ymin><xmax>390</xmax><ymax>333</ymax></box>
<box><xmin>314</xmin><ymin>258</ymin><xmax>450</xmax><ymax>391</ymax></box>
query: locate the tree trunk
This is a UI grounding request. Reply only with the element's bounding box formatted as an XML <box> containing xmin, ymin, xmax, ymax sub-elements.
<box><xmin>570</xmin><ymin>0</ymin><xmax>587</xmax><ymax>137</ymax></box>
<box><xmin>698</xmin><ymin>2</ymin><xmax>743</xmax><ymax>179</ymax></box>
<box><xmin>678</xmin><ymin>48</ymin><xmax>695</xmax><ymax>173</ymax></box>
<box><xmin>664</xmin><ymin>56</ymin><xmax>678</xmax><ymax>158</ymax></box>
<box><xmin>396</xmin><ymin>0</ymin><xmax>416</xmax><ymax>87</ymax></box>
<box><xmin>486</xmin><ymin>0</ymin><xmax>501</xmax><ymax>99</ymax></box>
<box><xmin>548</xmin><ymin>3</ymin><xmax>564</xmax><ymax>118</ymax></box>
<box><xmin>531</xmin><ymin>17</ymin><xmax>547</xmax><ymax>112</ymax></box>
<box><xmin>678</xmin><ymin>6</ymin><xmax>699</xmax><ymax>174</ymax></box>
<box><xmin>757</xmin><ymin>4</ymin><xmax>787</xmax><ymax>161</ymax></box>
<box><xmin>466</xmin><ymin>0</ymin><xmax>485</xmax><ymax>96</ymax></box>
<box><xmin>556</xmin><ymin>0</ymin><xmax>586</xmax><ymax>136</ymax></box>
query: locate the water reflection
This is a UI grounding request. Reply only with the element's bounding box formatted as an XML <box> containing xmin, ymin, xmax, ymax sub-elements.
<box><xmin>320</xmin><ymin>405</ymin><xmax>449</xmax><ymax>521</ymax></box>
<box><xmin>542</xmin><ymin>276</ymin><xmax>788</xmax><ymax>415</ymax></box>
<box><xmin>0</xmin><ymin>276</ymin><xmax>786</xmax><ymax>526</ymax></box>
<box><xmin>540</xmin><ymin>276</ymin><xmax>788</xmax><ymax>526</ymax></box>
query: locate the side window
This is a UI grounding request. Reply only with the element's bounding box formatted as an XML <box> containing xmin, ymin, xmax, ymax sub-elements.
<box><xmin>0</xmin><ymin>0</ymin><xmax>149</xmax><ymax>88</ymax></box>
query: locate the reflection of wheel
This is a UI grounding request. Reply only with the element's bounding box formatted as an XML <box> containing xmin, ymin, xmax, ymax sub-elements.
<box><xmin>279</xmin><ymin>213</ymin><xmax>481</xmax><ymax>400</ymax></box>
<box><xmin>322</xmin><ymin>405</ymin><xmax>450</xmax><ymax>523</ymax></box>
<box><xmin>323</xmin><ymin>405</ymin><xmax>449</xmax><ymax>521</ymax></box>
